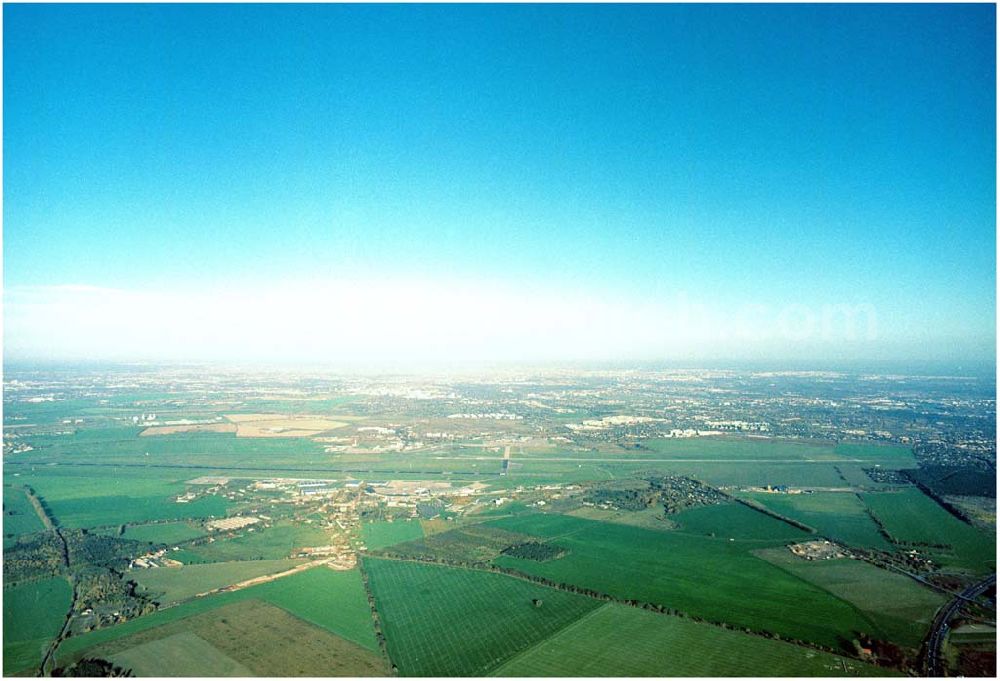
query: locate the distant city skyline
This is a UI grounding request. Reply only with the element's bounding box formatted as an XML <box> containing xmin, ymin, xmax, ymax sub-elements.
<box><xmin>3</xmin><ymin>3</ymin><xmax>996</xmax><ymax>365</ymax></box>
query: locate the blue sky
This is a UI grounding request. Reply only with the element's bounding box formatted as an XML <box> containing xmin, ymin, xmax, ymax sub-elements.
<box><xmin>3</xmin><ymin>4</ymin><xmax>996</xmax><ymax>365</ymax></box>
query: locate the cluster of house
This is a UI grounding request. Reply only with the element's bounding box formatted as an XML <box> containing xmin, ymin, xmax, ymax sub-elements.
<box><xmin>788</xmin><ymin>540</ymin><xmax>848</xmax><ymax>560</ymax></box>
<box><xmin>129</xmin><ymin>548</ymin><xmax>183</xmax><ymax>569</ymax></box>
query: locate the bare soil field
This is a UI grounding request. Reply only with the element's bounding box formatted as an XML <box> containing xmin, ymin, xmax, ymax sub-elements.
<box><xmin>90</xmin><ymin>599</ymin><xmax>386</xmax><ymax>676</ymax></box>
<box><xmin>223</xmin><ymin>414</ymin><xmax>351</xmax><ymax>438</ymax></box>
<box><xmin>140</xmin><ymin>423</ymin><xmax>237</xmax><ymax>437</ymax></box>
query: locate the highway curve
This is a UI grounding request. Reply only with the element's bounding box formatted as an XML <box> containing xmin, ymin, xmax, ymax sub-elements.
<box><xmin>923</xmin><ymin>573</ymin><xmax>995</xmax><ymax>676</ymax></box>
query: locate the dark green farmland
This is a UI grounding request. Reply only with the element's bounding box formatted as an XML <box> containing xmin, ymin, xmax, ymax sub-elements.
<box><xmin>3</xmin><ymin>485</ymin><xmax>46</xmax><ymax>545</ymax></box>
<box><xmin>492</xmin><ymin>604</ymin><xmax>896</xmax><ymax>677</ymax></box>
<box><xmin>363</xmin><ymin>558</ymin><xmax>602</xmax><ymax>676</ymax></box>
<box><xmin>118</xmin><ymin>521</ymin><xmax>207</xmax><ymax>545</ymax></box>
<box><xmin>755</xmin><ymin>547</ymin><xmax>947</xmax><ymax>649</ymax></box>
<box><xmin>671</xmin><ymin>501</ymin><xmax>810</xmax><ymax>542</ymax></box>
<box><xmin>3</xmin><ymin>576</ymin><xmax>72</xmax><ymax>674</ymax></box>
<box><xmin>740</xmin><ymin>491</ymin><xmax>893</xmax><ymax>550</ymax></box>
<box><xmin>361</xmin><ymin>519</ymin><xmax>425</xmax><ymax>550</ymax></box>
<box><xmin>861</xmin><ymin>489</ymin><xmax>996</xmax><ymax>573</ymax></box>
<box><xmin>487</xmin><ymin>513</ymin><xmax>878</xmax><ymax>650</ymax></box>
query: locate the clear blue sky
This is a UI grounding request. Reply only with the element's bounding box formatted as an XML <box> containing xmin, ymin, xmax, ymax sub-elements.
<box><xmin>3</xmin><ymin>3</ymin><xmax>996</xmax><ymax>365</ymax></box>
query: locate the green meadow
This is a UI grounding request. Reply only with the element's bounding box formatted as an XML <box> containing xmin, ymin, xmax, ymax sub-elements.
<box><xmin>641</xmin><ymin>437</ymin><xmax>842</xmax><ymax>460</ymax></box>
<box><xmin>754</xmin><ymin>548</ymin><xmax>946</xmax><ymax>648</ymax></box>
<box><xmin>3</xmin><ymin>576</ymin><xmax>72</xmax><ymax>675</ymax></box>
<box><xmin>364</xmin><ymin>557</ymin><xmax>602</xmax><ymax>676</ymax></box>
<box><xmin>493</xmin><ymin>603</ymin><xmax>897</xmax><ymax>677</ymax></box>
<box><xmin>671</xmin><ymin>502</ymin><xmax>810</xmax><ymax>542</ymax></box>
<box><xmin>861</xmin><ymin>489</ymin><xmax>996</xmax><ymax>573</ymax></box>
<box><xmin>3</xmin><ymin>485</ymin><xmax>46</xmax><ymax>544</ymax></box>
<box><xmin>180</xmin><ymin>522</ymin><xmax>333</xmax><ymax>562</ymax></box>
<box><xmin>249</xmin><ymin>566</ymin><xmax>379</xmax><ymax>651</ymax></box>
<box><xmin>132</xmin><ymin>559</ymin><xmax>304</xmax><ymax>604</ymax></box>
<box><xmin>741</xmin><ymin>492</ymin><xmax>892</xmax><ymax>550</ymax></box>
<box><xmin>17</xmin><ymin>427</ymin><xmax>333</xmax><ymax>470</ymax></box>
<box><xmin>833</xmin><ymin>443</ymin><xmax>915</xmax><ymax>461</ymax></box>
<box><xmin>11</xmin><ymin>468</ymin><xmax>230</xmax><ymax>529</ymax></box>
<box><xmin>361</xmin><ymin>519</ymin><xmax>425</xmax><ymax>550</ymax></box>
<box><xmin>488</xmin><ymin>513</ymin><xmax>875</xmax><ymax>650</ymax></box>
<box><xmin>120</xmin><ymin>521</ymin><xmax>207</xmax><ymax>545</ymax></box>
<box><xmin>46</xmin><ymin>493</ymin><xmax>228</xmax><ymax>529</ymax></box>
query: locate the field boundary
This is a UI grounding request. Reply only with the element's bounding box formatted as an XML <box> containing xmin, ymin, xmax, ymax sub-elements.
<box><xmin>363</xmin><ymin>552</ymin><xmax>890</xmax><ymax>672</ymax></box>
<box><xmin>357</xmin><ymin>556</ymin><xmax>395</xmax><ymax>674</ymax></box>
<box><xmin>723</xmin><ymin>492</ymin><xmax>818</xmax><ymax>533</ymax></box>
<box><xmin>23</xmin><ymin>485</ymin><xmax>77</xmax><ymax>676</ymax></box>
<box><xmin>901</xmin><ymin>474</ymin><xmax>979</xmax><ymax>527</ymax></box>
<box><xmin>24</xmin><ymin>486</ymin><xmax>58</xmax><ymax>531</ymax></box>
<box><xmin>749</xmin><ymin>550</ymin><xmax>890</xmax><ymax>644</ymax></box>
<box><xmin>488</xmin><ymin>602</ymin><xmax>613</xmax><ymax>674</ymax></box>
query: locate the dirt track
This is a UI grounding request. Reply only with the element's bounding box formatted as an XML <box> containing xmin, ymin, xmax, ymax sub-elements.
<box><xmin>195</xmin><ymin>557</ymin><xmax>338</xmax><ymax>598</ymax></box>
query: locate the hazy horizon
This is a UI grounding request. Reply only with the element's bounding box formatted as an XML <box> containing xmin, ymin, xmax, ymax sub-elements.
<box><xmin>4</xmin><ymin>354</ymin><xmax>996</xmax><ymax>381</ymax></box>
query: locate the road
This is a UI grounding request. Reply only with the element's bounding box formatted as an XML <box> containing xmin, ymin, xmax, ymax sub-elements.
<box><xmin>924</xmin><ymin>573</ymin><xmax>995</xmax><ymax>676</ymax></box>
<box><xmin>193</xmin><ymin>557</ymin><xmax>338</xmax><ymax>599</ymax></box>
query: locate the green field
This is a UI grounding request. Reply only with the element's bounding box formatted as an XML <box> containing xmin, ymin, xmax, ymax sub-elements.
<box><xmin>604</xmin><ymin>439</ymin><xmax>917</xmax><ymax>490</ymax></box>
<box><xmin>833</xmin><ymin>444</ymin><xmax>915</xmax><ymax>460</ymax></box>
<box><xmin>180</xmin><ymin>522</ymin><xmax>333</xmax><ymax>562</ymax></box>
<box><xmin>13</xmin><ymin>468</ymin><xmax>231</xmax><ymax>529</ymax></box>
<box><xmin>565</xmin><ymin>504</ymin><xmax>679</xmax><ymax>532</ymax></box>
<box><xmin>640</xmin><ymin>437</ymin><xmax>842</xmax><ymax>460</ymax></box>
<box><xmin>493</xmin><ymin>603</ymin><xmax>896</xmax><ymax>676</ymax></box>
<box><xmin>632</xmin><ymin>439</ymin><xmax>912</xmax><ymax>465</ymax></box>
<box><xmin>835</xmin><ymin>464</ymin><xmax>910</xmax><ymax>489</ymax></box>
<box><xmin>861</xmin><ymin>489</ymin><xmax>996</xmax><ymax>572</ymax></box>
<box><xmin>488</xmin><ymin>438</ymin><xmax>884</xmax><ymax>489</ymax></box>
<box><xmin>658</xmin><ymin>461</ymin><xmax>854</xmax><ymax>488</ymax></box>
<box><xmin>487</xmin><ymin>513</ymin><xmax>876</xmax><ymax>650</ymax></box>
<box><xmin>741</xmin><ymin>492</ymin><xmax>892</xmax><ymax>550</ymax></box>
<box><xmin>3</xmin><ymin>485</ymin><xmax>46</xmax><ymax>544</ymax></box>
<box><xmin>755</xmin><ymin>548</ymin><xmax>946</xmax><ymax>648</ymax></box>
<box><xmin>16</xmin><ymin>427</ymin><xmax>335</xmax><ymax>471</ymax></box>
<box><xmin>163</xmin><ymin>548</ymin><xmax>212</xmax><ymax>565</ymax></box>
<box><xmin>672</xmin><ymin>502</ymin><xmax>810</xmax><ymax>542</ymax></box>
<box><xmin>132</xmin><ymin>559</ymin><xmax>304</xmax><ymax>604</ymax></box>
<box><xmin>364</xmin><ymin>557</ymin><xmax>603</xmax><ymax>675</ymax></box>
<box><xmin>3</xmin><ymin>576</ymin><xmax>72</xmax><ymax>674</ymax></box>
<box><xmin>58</xmin><ymin>566</ymin><xmax>379</xmax><ymax>664</ymax></box>
<box><xmin>120</xmin><ymin>521</ymin><xmax>207</xmax><ymax>545</ymax></box>
<box><xmin>249</xmin><ymin>566</ymin><xmax>378</xmax><ymax>651</ymax></box>
<box><xmin>46</xmin><ymin>494</ymin><xmax>229</xmax><ymax>529</ymax></box>
<box><xmin>361</xmin><ymin>519</ymin><xmax>424</xmax><ymax>550</ymax></box>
